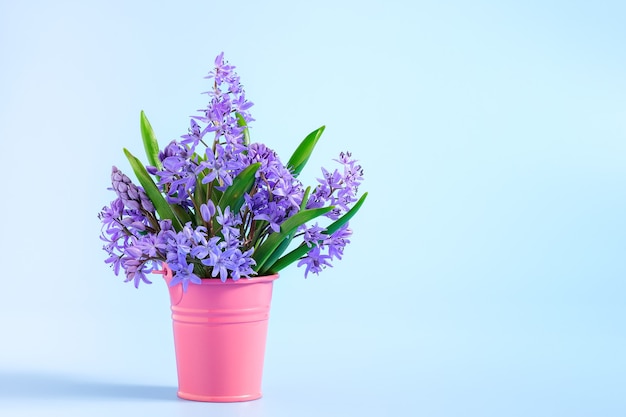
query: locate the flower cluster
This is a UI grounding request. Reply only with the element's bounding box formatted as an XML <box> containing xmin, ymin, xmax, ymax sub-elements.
<box><xmin>99</xmin><ymin>53</ymin><xmax>366</xmax><ymax>289</ymax></box>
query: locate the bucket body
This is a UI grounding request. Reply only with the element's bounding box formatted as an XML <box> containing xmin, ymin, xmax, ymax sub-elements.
<box><xmin>162</xmin><ymin>265</ymin><xmax>278</xmax><ymax>402</ymax></box>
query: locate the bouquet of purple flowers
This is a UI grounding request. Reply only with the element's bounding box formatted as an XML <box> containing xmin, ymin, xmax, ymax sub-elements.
<box><xmin>99</xmin><ymin>53</ymin><xmax>367</xmax><ymax>291</ymax></box>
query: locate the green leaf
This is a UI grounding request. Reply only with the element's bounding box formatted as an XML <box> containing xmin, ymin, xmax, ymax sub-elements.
<box><xmin>217</xmin><ymin>163</ymin><xmax>261</xmax><ymax>214</ymax></box>
<box><xmin>253</xmin><ymin>206</ymin><xmax>333</xmax><ymax>273</ymax></box>
<box><xmin>300</xmin><ymin>186</ymin><xmax>312</xmax><ymax>211</ymax></box>
<box><xmin>325</xmin><ymin>191</ymin><xmax>368</xmax><ymax>235</ymax></box>
<box><xmin>269</xmin><ymin>192</ymin><xmax>368</xmax><ymax>273</ymax></box>
<box><xmin>287</xmin><ymin>126</ymin><xmax>325</xmax><ymax>177</ymax></box>
<box><xmin>236</xmin><ymin>112</ymin><xmax>250</xmax><ymax>146</ymax></box>
<box><xmin>140</xmin><ymin>111</ymin><xmax>161</xmax><ymax>170</ymax></box>
<box><xmin>193</xmin><ymin>176</ymin><xmax>207</xmax><ymax>224</ymax></box>
<box><xmin>124</xmin><ymin>148</ymin><xmax>183</xmax><ymax>231</ymax></box>
<box><xmin>259</xmin><ymin>237</ymin><xmax>293</xmax><ymax>275</ymax></box>
<box><xmin>258</xmin><ymin>186</ymin><xmax>311</xmax><ymax>274</ymax></box>
<box><xmin>211</xmin><ymin>187</ymin><xmax>223</xmax><ymax>205</ymax></box>
<box><xmin>171</xmin><ymin>203</ymin><xmax>193</xmax><ymax>226</ymax></box>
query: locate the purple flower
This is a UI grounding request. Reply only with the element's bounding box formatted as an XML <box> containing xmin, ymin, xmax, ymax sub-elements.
<box><xmin>302</xmin><ymin>223</ymin><xmax>327</xmax><ymax>247</ymax></box>
<box><xmin>194</xmin><ymin>51</ymin><xmax>254</xmax><ymax>156</ymax></box>
<box><xmin>169</xmin><ymin>254</ymin><xmax>202</xmax><ymax>292</ymax></box>
<box><xmin>227</xmin><ymin>248</ymin><xmax>256</xmax><ymax>280</ymax></box>
<box><xmin>122</xmin><ymin>254</ymin><xmax>154</xmax><ymax>288</ymax></box>
<box><xmin>254</xmin><ymin>201</ymin><xmax>286</xmax><ymax>233</ymax></box>
<box><xmin>135</xmin><ymin>234</ymin><xmax>167</xmax><ymax>258</ymax></box>
<box><xmin>243</xmin><ymin>143</ymin><xmax>304</xmax><ymax>234</ymax></box>
<box><xmin>307</xmin><ymin>151</ymin><xmax>363</xmax><ymax>219</ymax></box>
<box><xmin>319</xmin><ymin>167</ymin><xmax>343</xmax><ymax>190</ymax></box>
<box><xmin>111</xmin><ymin>166</ymin><xmax>154</xmax><ymax>212</ymax></box>
<box><xmin>200</xmin><ymin>201</ymin><xmax>216</xmax><ymax>223</ymax></box>
<box><xmin>324</xmin><ymin>224</ymin><xmax>352</xmax><ymax>260</ymax></box>
<box><xmin>99</xmin><ymin>198</ymin><xmax>124</xmax><ymax>232</ymax></box>
<box><xmin>199</xmin><ymin>146</ymin><xmax>236</xmax><ymax>188</ymax></box>
<box><xmin>297</xmin><ymin>246</ymin><xmax>332</xmax><ymax>278</ymax></box>
<box><xmin>98</xmin><ymin>194</ymin><xmax>161</xmax><ymax>285</ymax></box>
<box><xmin>201</xmin><ymin>242</ymin><xmax>234</xmax><ymax>282</ymax></box>
<box><xmin>157</xmin><ymin>155</ymin><xmax>196</xmax><ymax>205</ymax></box>
<box><xmin>180</xmin><ymin>119</ymin><xmax>206</xmax><ymax>153</ymax></box>
<box><xmin>215</xmin><ymin>207</ymin><xmax>243</xmax><ymax>248</ymax></box>
<box><xmin>154</xmin><ymin>141</ymin><xmax>198</xmax><ymax>205</ymax></box>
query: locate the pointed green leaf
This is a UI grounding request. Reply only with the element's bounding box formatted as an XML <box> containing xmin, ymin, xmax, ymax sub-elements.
<box><xmin>236</xmin><ymin>112</ymin><xmax>250</xmax><ymax>146</ymax></box>
<box><xmin>325</xmin><ymin>191</ymin><xmax>368</xmax><ymax>235</ymax></box>
<box><xmin>193</xmin><ymin>176</ymin><xmax>207</xmax><ymax>221</ymax></box>
<box><xmin>259</xmin><ymin>237</ymin><xmax>293</xmax><ymax>275</ymax></box>
<box><xmin>258</xmin><ymin>186</ymin><xmax>311</xmax><ymax>274</ymax></box>
<box><xmin>171</xmin><ymin>204</ymin><xmax>193</xmax><ymax>226</ymax></box>
<box><xmin>253</xmin><ymin>206</ymin><xmax>333</xmax><ymax>272</ymax></box>
<box><xmin>269</xmin><ymin>192</ymin><xmax>368</xmax><ymax>273</ymax></box>
<box><xmin>140</xmin><ymin>111</ymin><xmax>161</xmax><ymax>170</ymax></box>
<box><xmin>211</xmin><ymin>186</ymin><xmax>223</xmax><ymax>205</ymax></box>
<box><xmin>217</xmin><ymin>163</ymin><xmax>261</xmax><ymax>214</ymax></box>
<box><xmin>124</xmin><ymin>148</ymin><xmax>183</xmax><ymax>231</ymax></box>
<box><xmin>287</xmin><ymin>126</ymin><xmax>325</xmax><ymax>177</ymax></box>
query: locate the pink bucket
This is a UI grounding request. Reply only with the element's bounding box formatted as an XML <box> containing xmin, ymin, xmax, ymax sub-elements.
<box><xmin>158</xmin><ymin>264</ymin><xmax>278</xmax><ymax>402</ymax></box>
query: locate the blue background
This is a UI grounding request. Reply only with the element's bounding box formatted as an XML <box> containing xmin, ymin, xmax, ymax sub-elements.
<box><xmin>1</xmin><ymin>0</ymin><xmax>625</xmax><ymax>415</ymax></box>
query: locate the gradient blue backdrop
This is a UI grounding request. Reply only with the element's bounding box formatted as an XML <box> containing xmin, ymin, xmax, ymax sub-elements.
<box><xmin>1</xmin><ymin>1</ymin><xmax>625</xmax><ymax>416</ymax></box>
